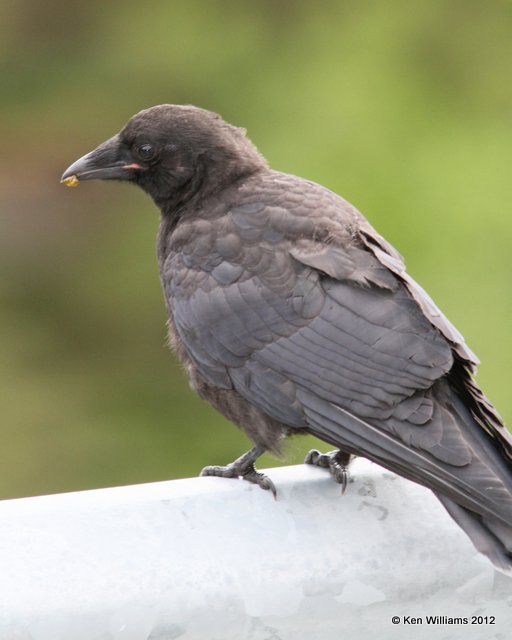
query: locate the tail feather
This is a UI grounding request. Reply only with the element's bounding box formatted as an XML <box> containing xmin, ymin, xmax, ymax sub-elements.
<box><xmin>297</xmin><ymin>384</ymin><xmax>512</xmax><ymax>570</ymax></box>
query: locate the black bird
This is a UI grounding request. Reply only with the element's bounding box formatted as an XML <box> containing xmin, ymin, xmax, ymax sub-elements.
<box><xmin>62</xmin><ymin>105</ymin><xmax>512</xmax><ymax>569</ymax></box>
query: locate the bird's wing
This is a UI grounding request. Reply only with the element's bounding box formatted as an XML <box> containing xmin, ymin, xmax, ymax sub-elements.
<box><xmin>165</xmin><ymin>189</ymin><xmax>512</xmax><ymax>524</ymax></box>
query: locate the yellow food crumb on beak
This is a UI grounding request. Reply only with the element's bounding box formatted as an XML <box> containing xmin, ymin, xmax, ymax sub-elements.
<box><xmin>62</xmin><ymin>175</ymin><xmax>80</xmax><ymax>187</ymax></box>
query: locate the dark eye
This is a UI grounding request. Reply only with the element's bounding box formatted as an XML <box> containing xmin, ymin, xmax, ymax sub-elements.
<box><xmin>137</xmin><ymin>143</ymin><xmax>155</xmax><ymax>160</ymax></box>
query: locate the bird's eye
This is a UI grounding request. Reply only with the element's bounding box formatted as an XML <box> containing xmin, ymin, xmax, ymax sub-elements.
<box><xmin>137</xmin><ymin>143</ymin><xmax>155</xmax><ymax>160</ymax></box>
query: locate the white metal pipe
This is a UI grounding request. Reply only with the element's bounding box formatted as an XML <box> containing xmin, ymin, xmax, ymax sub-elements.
<box><xmin>0</xmin><ymin>459</ymin><xmax>510</xmax><ymax>639</ymax></box>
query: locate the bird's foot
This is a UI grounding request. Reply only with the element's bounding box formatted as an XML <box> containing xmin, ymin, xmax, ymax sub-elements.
<box><xmin>304</xmin><ymin>449</ymin><xmax>353</xmax><ymax>494</ymax></box>
<box><xmin>200</xmin><ymin>446</ymin><xmax>277</xmax><ymax>498</ymax></box>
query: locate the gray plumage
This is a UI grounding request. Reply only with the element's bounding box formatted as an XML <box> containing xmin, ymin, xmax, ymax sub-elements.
<box><xmin>62</xmin><ymin>104</ymin><xmax>512</xmax><ymax>569</ymax></box>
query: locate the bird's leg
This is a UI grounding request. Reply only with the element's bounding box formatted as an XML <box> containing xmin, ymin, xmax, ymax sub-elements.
<box><xmin>304</xmin><ymin>449</ymin><xmax>353</xmax><ymax>494</ymax></box>
<box><xmin>200</xmin><ymin>446</ymin><xmax>276</xmax><ymax>497</ymax></box>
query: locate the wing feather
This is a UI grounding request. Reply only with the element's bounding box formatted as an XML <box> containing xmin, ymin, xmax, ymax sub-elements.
<box><xmin>165</xmin><ymin>180</ymin><xmax>512</xmax><ymax>529</ymax></box>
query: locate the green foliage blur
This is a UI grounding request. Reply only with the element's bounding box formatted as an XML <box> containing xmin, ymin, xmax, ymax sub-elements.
<box><xmin>1</xmin><ymin>1</ymin><xmax>511</xmax><ymax>499</ymax></box>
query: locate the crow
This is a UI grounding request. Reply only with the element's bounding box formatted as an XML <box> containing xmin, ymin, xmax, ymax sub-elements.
<box><xmin>62</xmin><ymin>104</ymin><xmax>512</xmax><ymax>569</ymax></box>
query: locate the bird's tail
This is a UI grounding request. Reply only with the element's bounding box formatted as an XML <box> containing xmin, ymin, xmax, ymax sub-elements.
<box><xmin>435</xmin><ymin>386</ymin><xmax>512</xmax><ymax>571</ymax></box>
<box><xmin>298</xmin><ymin>382</ymin><xmax>512</xmax><ymax>570</ymax></box>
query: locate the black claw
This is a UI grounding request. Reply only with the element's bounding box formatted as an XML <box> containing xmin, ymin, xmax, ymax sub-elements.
<box><xmin>341</xmin><ymin>469</ymin><xmax>348</xmax><ymax>495</ymax></box>
<box><xmin>243</xmin><ymin>468</ymin><xmax>277</xmax><ymax>498</ymax></box>
<box><xmin>305</xmin><ymin>448</ymin><xmax>353</xmax><ymax>494</ymax></box>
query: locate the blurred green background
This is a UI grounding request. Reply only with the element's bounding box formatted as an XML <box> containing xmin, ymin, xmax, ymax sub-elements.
<box><xmin>1</xmin><ymin>1</ymin><xmax>511</xmax><ymax>499</ymax></box>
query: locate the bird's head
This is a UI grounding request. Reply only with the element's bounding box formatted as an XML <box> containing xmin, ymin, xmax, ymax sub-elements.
<box><xmin>61</xmin><ymin>104</ymin><xmax>267</xmax><ymax>211</ymax></box>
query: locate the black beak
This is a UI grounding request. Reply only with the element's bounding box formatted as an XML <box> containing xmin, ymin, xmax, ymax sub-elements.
<box><xmin>61</xmin><ymin>135</ymin><xmax>141</xmax><ymax>187</ymax></box>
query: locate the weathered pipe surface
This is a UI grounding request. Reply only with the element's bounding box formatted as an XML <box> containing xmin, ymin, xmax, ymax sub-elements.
<box><xmin>0</xmin><ymin>459</ymin><xmax>510</xmax><ymax>640</ymax></box>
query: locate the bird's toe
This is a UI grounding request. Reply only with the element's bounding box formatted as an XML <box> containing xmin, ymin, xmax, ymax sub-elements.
<box><xmin>200</xmin><ymin>459</ymin><xmax>277</xmax><ymax>497</ymax></box>
<box><xmin>305</xmin><ymin>448</ymin><xmax>353</xmax><ymax>494</ymax></box>
<box><xmin>242</xmin><ymin>467</ymin><xmax>277</xmax><ymax>498</ymax></box>
<box><xmin>200</xmin><ymin>464</ymin><xmax>238</xmax><ymax>479</ymax></box>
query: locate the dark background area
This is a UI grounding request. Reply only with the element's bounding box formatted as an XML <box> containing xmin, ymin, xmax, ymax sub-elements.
<box><xmin>1</xmin><ymin>1</ymin><xmax>511</xmax><ymax>499</ymax></box>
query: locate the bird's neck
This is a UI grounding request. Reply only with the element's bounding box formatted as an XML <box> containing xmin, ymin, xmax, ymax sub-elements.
<box><xmin>155</xmin><ymin>154</ymin><xmax>266</xmax><ymax>224</ymax></box>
